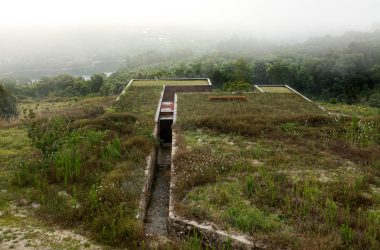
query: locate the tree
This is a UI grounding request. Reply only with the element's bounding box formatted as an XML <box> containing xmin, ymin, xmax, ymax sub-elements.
<box><xmin>0</xmin><ymin>85</ymin><xmax>18</xmax><ymax>119</ymax></box>
<box><xmin>90</xmin><ymin>74</ymin><xmax>104</xmax><ymax>93</ymax></box>
<box><xmin>368</xmin><ymin>92</ymin><xmax>380</xmax><ymax>107</ymax></box>
<box><xmin>370</xmin><ymin>64</ymin><xmax>380</xmax><ymax>84</ymax></box>
<box><xmin>252</xmin><ymin>61</ymin><xmax>269</xmax><ymax>83</ymax></box>
<box><xmin>232</xmin><ymin>58</ymin><xmax>252</xmax><ymax>83</ymax></box>
<box><xmin>266</xmin><ymin>60</ymin><xmax>297</xmax><ymax>84</ymax></box>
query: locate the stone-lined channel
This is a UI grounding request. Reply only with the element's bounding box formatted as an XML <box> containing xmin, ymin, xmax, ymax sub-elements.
<box><xmin>144</xmin><ymin>143</ymin><xmax>171</xmax><ymax>237</ymax></box>
<box><xmin>143</xmin><ymin>95</ymin><xmax>174</xmax><ymax>237</ymax></box>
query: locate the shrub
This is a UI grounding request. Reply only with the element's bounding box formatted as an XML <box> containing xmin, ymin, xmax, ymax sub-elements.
<box><xmin>103</xmin><ymin>137</ymin><xmax>122</xmax><ymax>160</ymax></box>
<box><xmin>226</xmin><ymin>206</ymin><xmax>281</xmax><ymax>233</ymax></box>
<box><xmin>340</xmin><ymin>223</ymin><xmax>354</xmax><ymax>245</ymax></box>
<box><xmin>245</xmin><ymin>176</ymin><xmax>255</xmax><ymax>197</ymax></box>
<box><xmin>54</xmin><ymin>147</ymin><xmax>81</xmax><ymax>187</ymax></box>
<box><xmin>91</xmin><ymin>204</ymin><xmax>142</xmax><ymax>246</ymax></box>
<box><xmin>183</xmin><ymin>230</ymin><xmax>203</xmax><ymax>250</ymax></box>
<box><xmin>22</xmin><ymin>109</ymin><xmax>70</xmax><ymax>157</ymax></box>
<box><xmin>329</xmin><ymin>98</ymin><xmax>338</xmax><ymax>104</ymax></box>
<box><xmin>324</xmin><ymin>198</ymin><xmax>338</xmax><ymax>226</ymax></box>
<box><xmin>0</xmin><ymin>85</ymin><xmax>18</xmax><ymax>119</ymax></box>
<box><xmin>368</xmin><ymin>92</ymin><xmax>380</xmax><ymax>108</ymax></box>
<box><xmin>222</xmin><ymin>81</ymin><xmax>252</xmax><ymax>92</ymax></box>
<box><xmin>373</xmin><ymin>134</ymin><xmax>380</xmax><ymax>145</ymax></box>
<box><xmin>279</xmin><ymin>122</ymin><xmax>298</xmax><ymax>134</ymax></box>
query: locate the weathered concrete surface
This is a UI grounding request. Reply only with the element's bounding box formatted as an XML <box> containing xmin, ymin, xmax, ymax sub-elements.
<box><xmin>136</xmin><ymin>124</ymin><xmax>158</xmax><ymax>222</ymax></box>
<box><xmin>163</xmin><ymin>85</ymin><xmax>213</xmax><ymax>102</ymax></box>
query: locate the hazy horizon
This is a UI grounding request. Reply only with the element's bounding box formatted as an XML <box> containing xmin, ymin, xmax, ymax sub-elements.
<box><xmin>1</xmin><ymin>0</ymin><xmax>380</xmax><ymax>78</ymax></box>
<box><xmin>1</xmin><ymin>0</ymin><xmax>380</xmax><ymax>40</ymax></box>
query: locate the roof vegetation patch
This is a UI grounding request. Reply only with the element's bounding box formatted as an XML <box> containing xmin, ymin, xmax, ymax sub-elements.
<box><xmin>131</xmin><ymin>79</ymin><xmax>209</xmax><ymax>86</ymax></box>
<box><xmin>208</xmin><ymin>96</ymin><xmax>247</xmax><ymax>102</ymax></box>
<box><xmin>258</xmin><ymin>86</ymin><xmax>293</xmax><ymax>93</ymax></box>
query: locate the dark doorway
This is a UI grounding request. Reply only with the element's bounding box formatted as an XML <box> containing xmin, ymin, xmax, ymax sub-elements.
<box><xmin>159</xmin><ymin>119</ymin><xmax>172</xmax><ymax>143</ymax></box>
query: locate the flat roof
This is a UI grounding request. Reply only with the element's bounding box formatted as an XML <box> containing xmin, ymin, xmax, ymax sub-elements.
<box><xmin>131</xmin><ymin>78</ymin><xmax>210</xmax><ymax>86</ymax></box>
<box><xmin>258</xmin><ymin>86</ymin><xmax>293</xmax><ymax>93</ymax></box>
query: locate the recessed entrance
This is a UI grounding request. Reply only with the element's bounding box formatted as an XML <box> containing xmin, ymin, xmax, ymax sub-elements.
<box><xmin>159</xmin><ymin>119</ymin><xmax>173</xmax><ymax>143</ymax></box>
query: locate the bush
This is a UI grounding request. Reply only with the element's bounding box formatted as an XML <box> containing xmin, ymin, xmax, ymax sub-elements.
<box><xmin>329</xmin><ymin>98</ymin><xmax>338</xmax><ymax>104</ymax></box>
<box><xmin>222</xmin><ymin>81</ymin><xmax>252</xmax><ymax>92</ymax></box>
<box><xmin>91</xmin><ymin>205</ymin><xmax>142</xmax><ymax>246</ymax></box>
<box><xmin>22</xmin><ymin>109</ymin><xmax>70</xmax><ymax>157</ymax></box>
<box><xmin>0</xmin><ymin>85</ymin><xmax>18</xmax><ymax>119</ymax></box>
<box><xmin>226</xmin><ymin>206</ymin><xmax>281</xmax><ymax>233</ymax></box>
<box><xmin>368</xmin><ymin>92</ymin><xmax>380</xmax><ymax>108</ymax></box>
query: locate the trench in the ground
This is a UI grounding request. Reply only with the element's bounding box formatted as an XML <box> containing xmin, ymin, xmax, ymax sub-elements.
<box><xmin>143</xmin><ymin>119</ymin><xmax>172</xmax><ymax>237</ymax></box>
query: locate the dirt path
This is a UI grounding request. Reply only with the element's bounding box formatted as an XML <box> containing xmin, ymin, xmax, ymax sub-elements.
<box><xmin>144</xmin><ymin>144</ymin><xmax>171</xmax><ymax>237</ymax></box>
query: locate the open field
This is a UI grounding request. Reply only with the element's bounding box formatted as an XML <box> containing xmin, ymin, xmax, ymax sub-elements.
<box><xmin>174</xmin><ymin>92</ymin><xmax>380</xmax><ymax>249</ymax></box>
<box><xmin>258</xmin><ymin>86</ymin><xmax>293</xmax><ymax>93</ymax></box>
<box><xmin>131</xmin><ymin>79</ymin><xmax>209</xmax><ymax>86</ymax></box>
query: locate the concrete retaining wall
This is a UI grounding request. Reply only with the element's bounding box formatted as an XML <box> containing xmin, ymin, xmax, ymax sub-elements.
<box><xmin>136</xmin><ymin>142</ymin><xmax>157</xmax><ymax>222</ymax></box>
<box><xmin>163</xmin><ymin>85</ymin><xmax>213</xmax><ymax>102</ymax></box>
<box><xmin>136</xmin><ymin>93</ymin><xmax>162</xmax><ymax>222</ymax></box>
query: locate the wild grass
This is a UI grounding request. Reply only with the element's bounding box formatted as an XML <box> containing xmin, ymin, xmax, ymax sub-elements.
<box><xmin>173</xmin><ymin>92</ymin><xmax>380</xmax><ymax>249</ymax></box>
<box><xmin>114</xmin><ymin>86</ymin><xmax>162</xmax><ymax>128</ymax></box>
<box><xmin>1</xmin><ymin>89</ymin><xmax>162</xmax><ymax>247</ymax></box>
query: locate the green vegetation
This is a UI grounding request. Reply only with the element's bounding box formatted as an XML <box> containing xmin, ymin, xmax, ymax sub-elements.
<box><xmin>174</xmin><ymin>92</ymin><xmax>380</xmax><ymax>249</ymax></box>
<box><xmin>222</xmin><ymin>80</ymin><xmax>252</xmax><ymax>92</ymax></box>
<box><xmin>0</xmin><ymin>88</ymin><xmax>162</xmax><ymax>248</ymax></box>
<box><xmin>0</xmin><ymin>73</ymin><xmax>128</xmax><ymax>99</ymax></box>
<box><xmin>0</xmin><ymin>85</ymin><xmax>18</xmax><ymax>119</ymax></box>
<box><xmin>319</xmin><ymin>101</ymin><xmax>380</xmax><ymax>117</ymax></box>
<box><xmin>115</xmin><ymin>85</ymin><xmax>162</xmax><ymax>118</ymax></box>
<box><xmin>3</xmin><ymin>30</ymin><xmax>380</xmax><ymax>107</ymax></box>
<box><xmin>113</xmin><ymin>31</ymin><xmax>380</xmax><ymax>106</ymax></box>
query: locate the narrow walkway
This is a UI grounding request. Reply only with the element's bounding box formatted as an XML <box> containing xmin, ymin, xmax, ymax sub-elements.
<box><xmin>144</xmin><ymin>144</ymin><xmax>171</xmax><ymax>237</ymax></box>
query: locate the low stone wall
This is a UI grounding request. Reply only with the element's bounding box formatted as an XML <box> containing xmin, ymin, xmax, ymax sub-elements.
<box><xmin>136</xmin><ymin>122</ymin><xmax>158</xmax><ymax>222</ymax></box>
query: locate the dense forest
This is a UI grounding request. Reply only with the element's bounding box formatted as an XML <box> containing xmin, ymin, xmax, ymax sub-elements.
<box><xmin>1</xmin><ymin>30</ymin><xmax>380</xmax><ymax>106</ymax></box>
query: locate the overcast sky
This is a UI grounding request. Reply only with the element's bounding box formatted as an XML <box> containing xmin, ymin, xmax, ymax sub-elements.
<box><xmin>1</xmin><ymin>0</ymin><xmax>380</xmax><ymax>39</ymax></box>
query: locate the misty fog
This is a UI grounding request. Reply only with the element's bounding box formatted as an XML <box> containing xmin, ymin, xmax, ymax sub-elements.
<box><xmin>1</xmin><ymin>0</ymin><xmax>380</xmax><ymax>78</ymax></box>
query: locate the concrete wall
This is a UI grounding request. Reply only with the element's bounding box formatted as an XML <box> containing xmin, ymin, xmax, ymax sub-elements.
<box><xmin>163</xmin><ymin>85</ymin><xmax>213</xmax><ymax>102</ymax></box>
<box><xmin>136</xmin><ymin>142</ymin><xmax>157</xmax><ymax>222</ymax></box>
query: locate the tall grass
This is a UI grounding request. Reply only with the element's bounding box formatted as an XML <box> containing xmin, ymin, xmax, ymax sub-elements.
<box><xmin>12</xmin><ymin>107</ymin><xmax>156</xmax><ymax>247</ymax></box>
<box><xmin>55</xmin><ymin>148</ymin><xmax>81</xmax><ymax>187</ymax></box>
